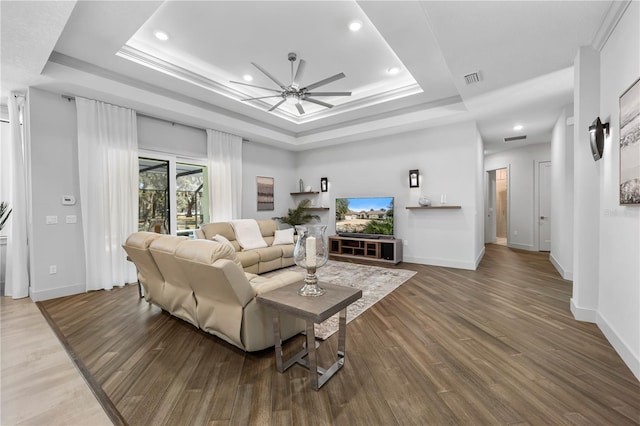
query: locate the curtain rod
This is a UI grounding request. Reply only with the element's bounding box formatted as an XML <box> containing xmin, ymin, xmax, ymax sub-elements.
<box><xmin>61</xmin><ymin>94</ymin><xmax>214</xmax><ymax>135</ymax></box>
<box><xmin>61</xmin><ymin>94</ymin><xmax>250</xmax><ymax>143</ymax></box>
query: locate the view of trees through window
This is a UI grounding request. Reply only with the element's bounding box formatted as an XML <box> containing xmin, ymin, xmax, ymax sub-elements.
<box><xmin>138</xmin><ymin>157</ymin><xmax>208</xmax><ymax>235</ymax></box>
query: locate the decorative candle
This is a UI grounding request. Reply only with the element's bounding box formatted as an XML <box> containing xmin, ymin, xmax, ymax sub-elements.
<box><xmin>306</xmin><ymin>236</ymin><xmax>316</xmax><ymax>267</ymax></box>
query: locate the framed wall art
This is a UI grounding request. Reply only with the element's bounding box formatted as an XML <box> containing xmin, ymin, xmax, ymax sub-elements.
<box><xmin>619</xmin><ymin>77</ymin><xmax>640</xmax><ymax>205</ymax></box>
<box><xmin>257</xmin><ymin>176</ymin><xmax>274</xmax><ymax>211</ymax></box>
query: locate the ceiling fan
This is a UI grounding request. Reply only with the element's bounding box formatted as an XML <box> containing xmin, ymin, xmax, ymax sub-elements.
<box><xmin>230</xmin><ymin>52</ymin><xmax>351</xmax><ymax>115</ymax></box>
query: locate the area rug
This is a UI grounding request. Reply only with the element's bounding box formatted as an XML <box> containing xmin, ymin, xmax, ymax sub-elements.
<box><xmin>263</xmin><ymin>260</ymin><xmax>416</xmax><ymax>339</ymax></box>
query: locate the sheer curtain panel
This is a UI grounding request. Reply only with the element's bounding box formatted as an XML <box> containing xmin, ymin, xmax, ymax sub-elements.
<box><xmin>76</xmin><ymin>97</ymin><xmax>138</xmax><ymax>291</ymax></box>
<box><xmin>4</xmin><ymin>93</ymin><xmax>30</xmax><ymax>298</ymax></box>
<box><xmin>207</xmin><ymin>129</ymin><xmax>242</xmax><ymax>221</ymax></box>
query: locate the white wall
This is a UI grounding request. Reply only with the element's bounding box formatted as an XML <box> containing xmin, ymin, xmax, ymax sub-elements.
<box><xmin>242</xmin><ymin>142</ymin><xmax>297</xmax><ymax>222</ymax></box>
<box><xmin>485</xmin><ymin>143</ymin><xmax>551</xmax><ymax>251</ymax></box>
<box><xmin>296</xmin><ymin>121</ymin><xmax>484</xmax><ymax>270</ymax></box>
<box><xmin>550</xmin><ymin>105</ymin><xmax>574</xmax><ymax>279</ymax></box>
<box><xmin>28</xmin><ymin>88</ymin><xmax>86</xmax><ymax>300</ymax></box>
<box><xmin>595</xmin><ymin>1</ymin><xmax>639</xmax><ymax>380</ymax></box>
<box><xmin>572</xmin><ymin>46</ymin><xmax>601</xmax><ymax>322</ymax></box>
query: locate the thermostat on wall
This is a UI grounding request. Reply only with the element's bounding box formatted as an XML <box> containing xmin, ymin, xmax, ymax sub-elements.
<box><xmin>61</xmin><ymin>195</ymin><xmax>76</xmax><ymax>205</ymax></box>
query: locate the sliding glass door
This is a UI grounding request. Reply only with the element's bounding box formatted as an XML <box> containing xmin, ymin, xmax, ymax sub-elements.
<box><xmin>139</xmin><ymin>158</ymin><xmax>170</xmax><ymax>233</ymax></box>
<box><xmin>138</xmin><ymin>154</ymin><xmax>208</xmax><ymax>236</ymax></box>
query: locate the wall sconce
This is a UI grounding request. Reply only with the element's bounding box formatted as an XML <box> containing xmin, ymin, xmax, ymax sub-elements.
<box><xmin>409</xmin><ymin>169</ymin><xmax>419</xmax><ymax>188</ymax></box>
<box><xmin>589</xmin><ymin>117</ymin><xmax>609</xmax><ymax>161</ymax></box>
<box><xmin>320</xmin><ymin>177</ymin><xmax>328</xmax><ymax>192</ymax></box>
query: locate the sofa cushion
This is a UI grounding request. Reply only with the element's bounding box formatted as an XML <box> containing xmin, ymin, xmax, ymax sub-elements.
<box><xmin>200</xmin><ymin>222</ymin><xmax>241</xmax><ymax>251</ymax></box>
<box><xmin>230</xmin><ymin>219</ymin><xmax>268</xmax><ymax>250</ymax></box>
<box><xmin>236</xmin><ymin>250</ymin><xmax>260</xmax><ymax>272</ymax></box>
<box><xmin>255</xmin><ymin>246</ymin><xmax>283</xmax><ymax>263</ymax></box>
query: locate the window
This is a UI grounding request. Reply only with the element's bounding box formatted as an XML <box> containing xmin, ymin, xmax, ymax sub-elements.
<box><xmin>138</xmin><ymin>154</ymin><xmax>208</xmax><ymax>236</ymax></box>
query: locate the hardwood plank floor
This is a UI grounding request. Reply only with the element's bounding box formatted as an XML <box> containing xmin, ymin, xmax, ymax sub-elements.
<box><xmin>39</xmin><ymin>244</ymin><xmax>639</xmax><ymax>425</ymax></box>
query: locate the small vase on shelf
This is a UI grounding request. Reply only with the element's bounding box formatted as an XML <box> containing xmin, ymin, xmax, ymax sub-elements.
<box><xmin>418</xmin><ymin>196</ymin><xmax>431</xmax><ymax>206</ymax></box>
<box><xmin>294</xmin><ymin>224</ymin><xmax>329</xmax><ymax>296</ymax></box>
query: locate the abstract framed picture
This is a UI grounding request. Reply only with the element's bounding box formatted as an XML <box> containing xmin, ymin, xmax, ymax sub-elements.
<box><xmin>619</xmin><ymin>77</ymin><xmax>640</xmax><ymax>205</ymax></box>
<box><xmin>257</xmin><ymin>176</ymin><xmax>274</xmax><ymax>211</ymax></box>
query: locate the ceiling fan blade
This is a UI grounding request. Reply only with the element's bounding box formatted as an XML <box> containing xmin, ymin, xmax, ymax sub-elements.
<box><xmin>305</xmin><ymin>91</ymin><xmax>352</xmax><ymax>97</ymax></box>
<box><xmin>240</xmin><ymin>95</ymin><xmax>284</xmax><ymax>101</ymax></box>
<box><xmin>303</xmin><ymin>97</ymin><xmax>334</xmax><ymax>109</ymax></box>
<box><xmin>268</xmin><ymin>98</ymin><xmax>286</xmax><ymax>111</ymax></box>
<box><xmin>252</xmin><ymin>62</ymin><xmax>286</xmax><ymax>89</ymax></box>
<box><xmin>302</xmin><ymin>72</ymin><xmax>345</xmax><ymax>91</ymax></box>
<box><xmin>230</xmin><ymin>80</ymin><xmax>282</xmax><ymax>93</ymax></box>
<box><xmin>295</xmin><ymin>102</ymin><xmax>305</xmax><ymax>115</ymax></box>
<box><xmin>293</xmin><ymin>59</ymin><xmax>306</xmax><ymax>87</ymax></box>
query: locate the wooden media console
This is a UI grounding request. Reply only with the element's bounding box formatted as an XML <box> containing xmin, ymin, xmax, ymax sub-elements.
<box><xmin>328</xmin><ymin>235</ymin><xmax>402</xmax><ymax>264</ymax></box>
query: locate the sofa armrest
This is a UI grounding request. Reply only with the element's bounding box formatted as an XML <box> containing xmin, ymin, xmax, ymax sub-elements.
<box><xmin>251</xmin><ymin>271</ymin><xmax>304</xmax><ymax>295</ymax></box>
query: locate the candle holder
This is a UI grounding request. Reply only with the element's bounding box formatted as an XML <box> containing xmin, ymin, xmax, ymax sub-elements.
<box><xmin>294</xmin><ymin>224</ymin><xmax>328</xmax><ymax>296</ymax></box>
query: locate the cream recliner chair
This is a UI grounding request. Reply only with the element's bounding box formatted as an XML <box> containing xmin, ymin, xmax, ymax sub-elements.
<box><xmin>124</xmin><ymin>233</ymin><xmax>305</xmax><ymax>352</ymax></box>
<box><xmin>174</xmin><ymin>239</ymin><xmax>305</xmax><ymax>351</ymax></box>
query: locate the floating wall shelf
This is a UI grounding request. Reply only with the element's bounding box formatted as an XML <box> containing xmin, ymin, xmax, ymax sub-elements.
<box><xmin>405</xmin><ymin>205</ymin><xmax>462</xmax><ymax>210</ymax></box>
<box><xmin>290</xmin><ymin>191</ymin><xmax>319</xmax><ymax>195</ymax></box>
<box><xmin>304</xmin><ymin>207</ymin><xmax>329</xmax><ymax>211</ymax></box>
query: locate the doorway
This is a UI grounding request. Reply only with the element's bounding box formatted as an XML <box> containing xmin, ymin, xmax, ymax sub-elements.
<box><xmin>495</xmin><ymin>168</ymin><xmax>508</xmax><ymax>245</ymax></box>
<box><xmin>538</xmin><ymin>161</ymin><xmax>551</xmax><ymax>251</ymax></box>
<box><xmin>486</xmin><ymin>167</ymin><xmax>508</xmax><ymax>246</ymax></box>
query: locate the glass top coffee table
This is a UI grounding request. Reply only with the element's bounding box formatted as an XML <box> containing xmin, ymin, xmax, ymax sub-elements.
<box><xmin>256</xmin><ymin>281</ymin><xmax>362</xmax><ymax>391</ymax></box>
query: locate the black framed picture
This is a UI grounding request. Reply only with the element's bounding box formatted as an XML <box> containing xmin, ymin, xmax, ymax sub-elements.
<box><xmin>619</xmin><ymin>77</ymin><xmax>640</xmax><ymax>205</ymax></box>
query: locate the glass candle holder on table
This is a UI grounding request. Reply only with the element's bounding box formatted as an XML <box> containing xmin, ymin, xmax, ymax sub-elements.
<box><xmin>294</xmin><ymin>224</ymin><xmax>329</xmax><ymax>296</ymax></box>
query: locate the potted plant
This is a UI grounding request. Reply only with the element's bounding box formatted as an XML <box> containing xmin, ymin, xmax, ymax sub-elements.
<box><xmin>273</xmin><ymin>199</ymin><xmax>320</xmax><ymax>228</ymax></box>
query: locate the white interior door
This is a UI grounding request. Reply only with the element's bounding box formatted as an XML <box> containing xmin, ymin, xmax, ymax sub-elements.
<box><xmin>539</xmin><ymin>161</ymin><xmax>551</xmax><ymax>251</ymax></box>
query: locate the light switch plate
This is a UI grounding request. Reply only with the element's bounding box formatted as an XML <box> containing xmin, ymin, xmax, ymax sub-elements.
<box><xmin>46</xmin><ymin>215</ymin><xmax>58</xmax><ymax>225</ymax></box>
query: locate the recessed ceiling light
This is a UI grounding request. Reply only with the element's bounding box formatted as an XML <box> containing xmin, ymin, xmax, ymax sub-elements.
<box><xmin>513</xmin><ymin>124</ymin><xmax>523</xmax><ymax>131</ymax></box>
<box><xmin>348</xmin><ymin>20</ymin><xmax>362</xmax><ymax>32</ymax></box>
<box><xmin>243</xmin><ymin>74</ymin><xmax>253</xmax><ymax>82</ymax></box>
<box><xmin>387</xmin><ymin>67</ymin><xmax>400</xmax><ymax>75</ymax></box>
<box><xmin>154</xmin><ymin>30</ymin><xmax>169</xmax><ymax>41</ymax></box>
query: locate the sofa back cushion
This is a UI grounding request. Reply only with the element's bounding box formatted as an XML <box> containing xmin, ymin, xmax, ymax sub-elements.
<box><xmin>122</xmin><ymin>232</ymin><xmax>164</xmax><ymax>302</ymax></box>
<box><xmin>174</xmin><ymin>239</ymin><xmax>255</xmax><ymax>348</ymax></box>
<box><xmin>200</xmin><ymin>222</ymin><xmax>241</xmax><ymax>251</ymax></box>
<box><xmin>257</xmin><ymin>219</ymin><xmax>278</xmax><ymax>246</ymax></box>
<box><xmin>148</xmin><ymin>235</ymin><xmax>197</xmax><ymax>326</ymax></box>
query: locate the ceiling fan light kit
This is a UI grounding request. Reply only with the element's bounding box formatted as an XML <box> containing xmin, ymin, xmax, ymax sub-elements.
<box><xmin>231</xmin><ymin>52</ymin><xmax>351</xmax><ymax>115</ymax></box>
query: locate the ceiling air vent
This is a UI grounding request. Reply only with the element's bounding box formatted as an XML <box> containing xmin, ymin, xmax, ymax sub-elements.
<box><xmin>504</xmin><ymin>135</ymin><xmax>527</xmax><ymax>143</ymax></box>
<box><xmin>464</xmin><ymin>72</ymin><xmax>481</xmax><ymax>85</ymax></box>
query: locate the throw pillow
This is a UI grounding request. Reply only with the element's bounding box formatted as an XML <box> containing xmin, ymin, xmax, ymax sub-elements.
<box><xmin>211</xmin><ymin>234</ymin><xmax>236</xmax><ymax>251</ymax></box>
<box><xmin>272</xmin><ymin>228</ymin><xmax>294</xmax><ymax>246</ymax></box>
<box><xmin>230</xmin><ymin>219</ymin><xmax>268</xmax><ymax>250</ymax></box>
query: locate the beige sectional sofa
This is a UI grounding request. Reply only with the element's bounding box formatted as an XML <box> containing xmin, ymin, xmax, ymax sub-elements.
<box><xmin>196</xmin><ymin>219</ymin><xmax>296</xmax><ymax>274</ymax></box>
<box><xmin>123</xmin><ymin>231</ymin><xmax>305</xmax><ymax>352</ymax></box>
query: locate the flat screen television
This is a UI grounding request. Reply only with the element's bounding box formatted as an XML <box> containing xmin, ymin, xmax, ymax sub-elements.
<box><xmin>335</xmin><ymin>196</ymin><xmax>394</xmax><ymax>238</ymax></box>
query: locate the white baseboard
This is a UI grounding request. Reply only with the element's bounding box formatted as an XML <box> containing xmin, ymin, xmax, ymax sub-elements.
<box><xmin>403</xmin><ymin>255</ymin><xmax>478</xmax><ymax>271</ymax></box>
<box><xmin>507</xmin><ymin>242</ymin><xmax>534</xmax><ymax>251</ymax></box>
<box><xmin>570</xmin><ymin>298</ymin><xmax>597</xmax><ymax>322</ymax></box>
<box><xmin>30</xmin><ymin>283</ymin><xmax>85</xmax><ymax>302</ymax></box>
<box><xmin>475</xmin><ymin>246</ymin><xmax>486</xmax><ymax>269</ymax></box>
<box><xmin>597</xmin><ymin>311</ymin><xmax>640</xmax><ymax>381</ymax></box>
<box><xmin>549</xmin><ymin>253</ymin><xmax>573</xmax><ymax>280</ymax></box>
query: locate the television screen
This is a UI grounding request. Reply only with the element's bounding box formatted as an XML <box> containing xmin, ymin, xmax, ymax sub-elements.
<box><xmin>335</xmin><ymin>196</ymin><xmax>394</xmax><ymax>237</ymax></box>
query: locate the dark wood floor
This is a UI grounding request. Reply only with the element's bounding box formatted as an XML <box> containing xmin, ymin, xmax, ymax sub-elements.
<box><xmin>39</xmin><ymin>244</ymin><xmax>640</xmax><ymax>425</ymax></box>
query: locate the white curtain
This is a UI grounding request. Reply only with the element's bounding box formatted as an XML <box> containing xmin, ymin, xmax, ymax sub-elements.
<box><xmin>76</xmin><ymin>97</ymin><xmax>138</xmax><ymax>291</ymax></box>
<box><xmin>4</xmin><ymin>93</ymin><xmax>30</xmax><ymax>298</ymax></box>
<box><xmin>207</xmin><ymin>129</ymin><xmax>242</xmax><ymax>221</ymax></box>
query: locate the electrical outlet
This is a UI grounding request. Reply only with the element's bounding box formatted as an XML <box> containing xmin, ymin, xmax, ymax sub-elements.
<box><xmin>49</xmin><ymin>265</ymin><xmax>57</xmax><ymax>274</ymax></box>
<box><xmin>513</xmin><ymin>230</ymin><xmax>519</xmax><ymax>236</ymax></box>
<box><xmin>46</xmin><ymin>215</ymin><xmax>58</xmax><ymax>225</ymax></box>
<box><xmin>403</xmin><ymin>240</ymin><xmax>409</xmax><ymax>246</ymax></box>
